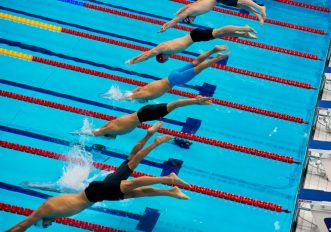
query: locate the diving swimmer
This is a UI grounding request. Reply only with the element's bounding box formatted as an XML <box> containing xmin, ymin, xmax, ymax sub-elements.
<box><xmin>6</xmin><ymin>122</ymin><xmax>189</xmax><ymax>232</ymax></box>
<box><xmin>127</xmin><ymin>25</ymin><xmax>256</xmax><ymax>64</ymax></box>
<box><xmin>72</xmin><ymin>96</ymin><xmax>212</xmax><ymax>138</ymax></box>
<box><xmin>160</xmin><ymin>0</ymin><xmax>267</xmax><ymax>32</ymax></box>
<box><xmin>122</xmin><ymin>46</ymin><xmax>229</xmax><ymax>101</ymax></box>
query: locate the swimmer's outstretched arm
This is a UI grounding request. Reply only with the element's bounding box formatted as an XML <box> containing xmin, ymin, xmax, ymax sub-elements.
<box><xmin>127</xmin><ymin>46</ymin><xmax>163</xmax><ymax>64</ymax></box>
<box><xmin>5</xmin><ymin>204</ymin><xmax>47</xmax><ymax>232</ymax></box>
<box><xmin>159</xmin><ymin>15</ymin><xmax>187</xmax><ymax>32</ymax></box>
<box><xmin>21</xmin><ymin>181</ymin><xmax>61</xmax><ymax>193</ymax></box>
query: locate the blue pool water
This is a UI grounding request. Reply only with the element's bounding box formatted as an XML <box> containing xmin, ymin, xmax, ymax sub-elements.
<box><xmin>0</xmin><ymin>0</ymin><xmax>331</xmax><ymax>231</ymax></box>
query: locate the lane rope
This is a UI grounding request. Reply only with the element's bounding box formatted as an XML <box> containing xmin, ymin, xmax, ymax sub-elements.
<box><xmin>0</xmin><ymin>202</ymin><xmax>124</xmax><ymax>231</ymax></box>
<box><xmin>0</xmin><ymin>12</ymin><xmax>317</xmax><ymax>89</ymax></box>
<box><xmin>0</xmin><ymin>47</ymin><xmax>308</xmax><ymax>123</ymax></box>
<box><xmin>0</xmin><ymin>140</ymin><xmax>290</xmax><ymax>213</ymax></box>
<box><xmin>170</xmin><ymin>0</ymin><xmax>327</xmax><ymax>33</ymax></box>
<box><xmin>0</xmin><ymin>89</ymin><xmax>301</xmax><ymax>164</ymax></box>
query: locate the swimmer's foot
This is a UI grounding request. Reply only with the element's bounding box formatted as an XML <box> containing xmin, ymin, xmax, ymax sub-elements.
<box><xmin>244</xmin><ymin>32</ymin><xmax>258</xmax><ymax>39</ymax></box>
<box><xmin>169</xmin><ymin>187</ymin><xmax>190</xmax><ymax>200</ymax></box>
<box><xmin>168</xmin><ymin>172</ymin><xmax>190</xmax><ymax>187</ymax></box>
<box><xmin>256</xmin><ymin>14</ymin><xmax>264</xmax><ymax>26</ymax></box>
<box><xmin>213</xmin><ymin>45</ymin><xmax>228</xmax><ymax>52</ymax></box>
<box><xmin>148</xmin><ymin>121</ymin><xmax>163</xmax><ymax>135</ymax></box>
<box><xmin>261</xmin><ymin>5</ymin><xmax>267</xmax><ymax>20</ymax></box>
<box><xmin>243</xmin><ymin>25</ymin><xmax>257</xmax><ymax>34</ymax></box>
<box><xmin>155</xmin><ymin>135</ymin><xmax>173</xmax><ymax>144</ymax></box>
<box><xmin>194</xmin><ymin>95</ymin><xmax>212</xmax><ymax>105</ymax></box>
<box><xmin>216</xmin><ymin>52</ymin><xmax>230</xmax><ymax>61</ymax></box>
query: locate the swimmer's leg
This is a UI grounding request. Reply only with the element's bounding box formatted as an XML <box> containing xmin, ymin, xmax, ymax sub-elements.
<box><xmin>192</xmin><ymin>45</ymin><xmax>228</xmax><ymax>66</ymax></box>
<box><xmin>127</xmin><ymin>135</ymin><xmax>172</xmax><ymax>170</ymax></box>
<box><xmin>213</xmin><ymin>25</ymin><xmax>257</xmax><ymax>38</ymax></box>
<box><xmin>166</xmin><ymin>96</ymin><xmax>212</xmax><ymax>112</ymax></box>
<box><xmin>127</xmin><ymin>122</ymin><xmax>164</xmax><ymax>160</ymax></box>
<box><xmin>124</xmin><ymin>186</ymin><xmax>189</xmax><ymax>200</ymax></box>
<box><xmin>237</xmin><ymin>0</ymin><xmax>266</xmax><ymax>19</ymax></box>
<box><xmin>194</xmin><ymin>52</ymin><xmax>230</xmax><ymax>75</ymax></box>
<box><xmin>121</xmin><ymin>172</ymin><xmax>189</xmax><ymax>193</ymax></box>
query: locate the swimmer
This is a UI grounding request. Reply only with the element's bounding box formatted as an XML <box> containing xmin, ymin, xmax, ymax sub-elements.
<box><xmin>160</xmin><ymin>0</ymin><xmax>267</xmax><ymax>32</ymax></box>
<box><xmin>6</xmin><ymin>123</ymin><xmax>189</xmax><ymax>232</ymax></box>
<box><xmin>73</xmin><ymin>96</ymin><xmax>212</xmax><ymax>138</ymax></box>
<box><xmin>127</xmin><ymin>25</ymin><xmax>256</xmax><ymax>64</ymax></box>
<box><xmin>123</xmin><ymin>46</ymin><xmax>229</xmax><ymax>101</ymax></box>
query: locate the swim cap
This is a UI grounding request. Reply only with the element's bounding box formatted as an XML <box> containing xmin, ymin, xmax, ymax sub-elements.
<box><xmin>156</xmin><ymin>54</ymin><xmax>168</xmax><ymax>63</ymax></box>
<box><xmin>183</xmin><ymin>16</ymin><xmax>195</xmax><ymax>24</ymax></box>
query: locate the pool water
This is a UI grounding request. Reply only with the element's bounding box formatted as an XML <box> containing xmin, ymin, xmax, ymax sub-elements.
<box><xmin>0</xmin><ymin>0</ymin><xmax>331</xmax><ymax>231</ymax></box>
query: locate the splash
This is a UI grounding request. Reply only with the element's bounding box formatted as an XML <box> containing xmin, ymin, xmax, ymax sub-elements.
<box><xmin>70</xmin><ymin>118</ymin><xmax>94</xmax><ymax>136</ymax></box>
<box><xmin>56</xmin><ymin>144</ymin><xmax>94</xmax><ymax>192</ymax></box>
<box><xmin>268</xmin><ymin>127</ymin><xmax>278</xmax><ymax>137</ymax></box>
<box><xmin>274</xmin><ymin>221</ymin><xmax>280</xmax><ymax>231</ymax></box>
<box><xmin>101</xmin><ymin>85</ymin><xmax>132</xmax><ymax>100</ymax></box>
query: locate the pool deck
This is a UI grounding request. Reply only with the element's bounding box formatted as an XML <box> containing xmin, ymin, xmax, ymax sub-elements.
<box><xmin>295</xmin><ymin>59</ymin><xmax>331</xmax><ymax>232</ymax></box>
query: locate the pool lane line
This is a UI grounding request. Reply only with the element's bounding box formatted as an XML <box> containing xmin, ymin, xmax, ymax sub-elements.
<box><xmin>273</xmin><ymin>0</ymin><xmax>330</xmax><ymax>13</ymax></box>
<box><xmin>0</xmin><ymin>182</ymin><xmax>143</xmax><ymax>221</ymax></box>
<box><xmin>0</xmin><ymin>78</ymin><xmax>192</xmax><ymax>128</ymax></box>
<box><xmin>0</xmin><ymin>89</ymin><xmax>301</xmax><ymax>164</ymax></box>
<box><xmin>0</xmin><ymin>139</ymin><xmax>290</xmax><ymax>213</ymax></box>
<box><xmin>0</xmin><ymin>6</ymin><xmax>321</xmax><ymax>61</ymax></box>
<box><xmin>86</xmin><ymin>0</ymin><xmax>326</xmax><ymax>34</ymax></box>
<box><xmin>0</xmin><ymin>37</ymin><xmax>213</xmax><ymax>96</ymax></box>
<box><xmin>0</xmin><ymin>12</ymin><xmax>319</xmax><ymax>90</ymax></box>
<box><xmin>0</xmin><ymin>47</ymin><xmax>308</xmax><ymax>124</ymax></box>
<box><xmin>0</xmin><ymin>202</ymin><xmax>124</xmax><ymax>232</ymax></box>
<box><xmin>59</xmin><ymin>1</ymin><xmax>325</xmax><ymax>59</ymax></box>
<box><xmin>0</xmin><ymin>124</ymin><xmax>166</xmax><ymax>169</ymax></box>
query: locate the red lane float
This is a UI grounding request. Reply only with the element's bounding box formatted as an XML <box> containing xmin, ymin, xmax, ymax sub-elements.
<box><xmin>0</xmin><ymin>140</ymin><xmax>290</xmax><ymax>213</ymax></box>
<box><xmin>274</xmin><ymin>0</ymin><xmax>330</xmax><ymax>13</ymax></box>
<box><xmin>0</xmin><ymin>90</ymin><xmax>301</xmax><ymax>164</ymax></box>
<box><xmin>83</xmin><ymin>2</ymin><xmax>322</xmax><ymax>59</ymax></box>
<box><xmin>0</xmin><ymin>202</ymin><xmax>124</xmax><ymax>231</ymax></box>
<box><xmin>60</xmin><ymin>28</ymin><xmax>315</xmax><ymax>90</ymax></box>
<box><xmin>30</xmin><ymin>55</ymin><xmax>307</xmax><ymax>123</ymax></box>
<box><xmin>171</xmin><ymin>0</ymin><xmax>327</xmax><ymax>34</ymax></box>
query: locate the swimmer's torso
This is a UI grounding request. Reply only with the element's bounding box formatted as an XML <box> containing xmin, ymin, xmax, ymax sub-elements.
<box><xmin>42</xmin><ymin>192</ymin><xmax>93</xmax><ymax>219</ymax></box>
<box><xmin>189</xmin><ymin>0</ymin><xmax>216</xmax><ymax>16</ymax></box>
<box><xmin>109</xmin><ymin>113</ymin><xmax>140</xmax><ymax>134</ymax></box>
<box><xmin>162</xmin><ymin>35</ymin><xmax>193</xmax><ymax>54</ymax></box>
<box><xmin>137</xmin><ymin>79</ymin><xmax>172</xmax><ymax>100</ymax></box>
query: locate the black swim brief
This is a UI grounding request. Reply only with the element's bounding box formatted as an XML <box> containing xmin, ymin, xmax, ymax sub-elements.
<box><xmin>217</xmin><ymin>0</ymin><xmax>238</xmax><ymax>6</ymax></box>
<box><xmin>190</xmin><ymin>28</ymin><xmax>214</xmax><ymax>42</ymax></box>
<box><xmin>84</xmin><ymin>160</ymin><xmax>133</xmax><ymax>202</ymax></box>
<box><xmin>137</xmin><ymin>104</ymin><xmax>169</xmax><ymax>123</ymax></box>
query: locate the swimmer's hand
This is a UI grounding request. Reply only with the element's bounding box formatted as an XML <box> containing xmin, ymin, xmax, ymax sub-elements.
<box><xmin>194</xmin><ymin>95</ymin><xmax>212</xmax><ymax>105</ymax></box>
<box><xmin>158</xmin><ymin>24</ymin><xmax>168</xmax><ymax>33</ymax></box>
<box><xmin>125</xmin><ymin>59</ymin><xmax>133</xmax><ymax>65</ymax></box>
